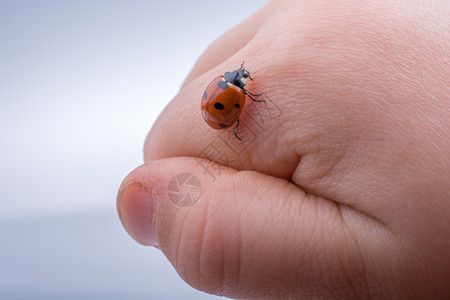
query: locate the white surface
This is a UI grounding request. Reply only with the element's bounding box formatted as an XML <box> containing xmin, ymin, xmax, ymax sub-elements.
<box><xmin>0</xmin><ymin>1</ymin><xmax>269</xmax><ymax>299</ymax></box>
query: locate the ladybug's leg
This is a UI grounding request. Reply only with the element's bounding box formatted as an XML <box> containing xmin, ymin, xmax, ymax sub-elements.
<box><xmin>244</xmin><ymin>89</ymin><xmax>265</xmax><ymax>102</ymax></box>
<box><xmin>233</xmin><ymin>119</ymin><xmax>242</xmax><ymax>141</ymax></box>
<box><xmin>246</xmin><ymin>90</ymin><xmax>262</xmax><ymax>97</ymax></box>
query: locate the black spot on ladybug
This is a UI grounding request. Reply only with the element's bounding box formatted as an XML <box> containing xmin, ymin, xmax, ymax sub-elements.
<box><xmin>234</xmin><ymin>103</ymin><xmax>240</xmax><ymax>108</ymax></box>
<box><xmin>217</xmin><ymin>80</ymin><xmax>228</xmax><ymax>90</ymax></box>
<box><xmin>219</xmin><ymin>123</ymin><xmax>228</xmax><ymax>128</ymax></box>
<box><xmin>214</xmin><ymin>102</ymin><xmax>225</xmax><ymax>110</ymax></box>
<box><xmin>203</xmin><ymin>91</ymin><xmax>207</xmax><ymax>100</ymax></box>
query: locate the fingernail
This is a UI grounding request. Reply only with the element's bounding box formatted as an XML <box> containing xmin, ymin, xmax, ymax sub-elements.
<box><xmin>117</xmin><ymin>182</ymin><xmax>158</xmax><ymax>246</ymax></box>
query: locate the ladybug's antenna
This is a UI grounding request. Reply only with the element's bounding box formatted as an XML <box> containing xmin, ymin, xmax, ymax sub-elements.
<box><xmin>241</xmin><ymin>61</ymin><xmax>245</xmax><ymax>70</ymax></box>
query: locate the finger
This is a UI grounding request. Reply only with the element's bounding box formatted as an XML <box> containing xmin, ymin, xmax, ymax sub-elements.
<box><xmin>117</xmin><ymin>156</ymin><xmax>393</xmax><ymax>299</ymax></box>
<box><xmin>144</xmin><ymin>2</ymin><xmax>311</xmax><ymax>181</ymax></box>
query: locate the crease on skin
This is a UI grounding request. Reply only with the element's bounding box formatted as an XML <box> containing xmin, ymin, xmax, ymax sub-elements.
<box><xmin>290</xmin><ymin>131</ymin><xmax>397</xmax><ymax>238</ymax></box>
<box><xmin>221</xmin><ymin>213</ymin><xmax>225</xmax><ymax>297</ymax></box>
<box><xmin>335</xmin><ymin>202</ymin><xmax>373</xmax><ymax>298</ymax></box>
<box><xmin>223</xmin><ymin>174</ymin><xmax>251</xmax><ymax>295</ymax></box>
<box><xmin>197</xmin><ymin>194</ymin><xmax>224</xmax><ymax>293</ymax></box>
<box><xmin>338</xmin><ymin>193</ymin><xmax>394</xmax><ymax>237</ymax></box>
<box><xmin>298</xmin><ymin>191</ymin><xmax>391</xmax><ymax>296</ymax></box>
<box><xmin>333</xmin><ymin>200</ymin><xmax>394</xmax><ymax>295</ymax></box>
<box><xmin>199</xmin><ymin>205</ymin><xmax>228</xmax><ymax>292</ymax></box>
<box><xmin>334</xmin><ymin>203</ymin><xmax>361</xmax><ymax>297</ymax></box>
<box><xmin>290</xmin><ymin>118</ymin><xmax>350</xmax><ymax>188</ymax></box>
<box><xmin>149</xmin><ymin>188</ymin><xmax>160</xmax><ymax>249</ymax></box>
<box><xmin>232</xmin><ymin>185</ymin><xmax>243</xmax><ymax>295</ymax></box>
<box><xmin>355</xmin><ymin>231</ymin><xmax>372</xmax><ymax>298</ymax></box>
<box><xmin>176</xmin><ymin>205</ymin><xmax>194</xmax><ymax>281</ymax></box>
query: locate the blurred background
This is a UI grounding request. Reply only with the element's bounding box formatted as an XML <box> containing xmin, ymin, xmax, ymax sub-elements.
<box><xmin>0</xmin><ymin>1</ymin><xmax>269</xmax><ymax>299</ymax></box>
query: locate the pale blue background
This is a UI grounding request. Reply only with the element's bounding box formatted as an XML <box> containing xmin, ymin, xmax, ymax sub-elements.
<box><xmin>0</xmin><ymin>1</ymin><xmax>269</xmax><ymax>299</ymax></box>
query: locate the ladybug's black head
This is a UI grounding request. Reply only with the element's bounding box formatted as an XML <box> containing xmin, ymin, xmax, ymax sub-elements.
<box><xmin>224</xmin><ymin>63</ymin><xmax>254</xmax><ymax>89</ymax></box>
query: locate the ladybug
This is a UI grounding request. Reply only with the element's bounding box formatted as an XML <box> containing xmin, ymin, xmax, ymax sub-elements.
<box><xmin>201</xmin><ymin>62</ymin><xmax>264</xmax><ymax>140</ymax></box>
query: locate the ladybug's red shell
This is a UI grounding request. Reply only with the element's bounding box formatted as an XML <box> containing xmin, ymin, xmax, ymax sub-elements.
<box><xmin>201</xmin><ymin>76</ymin><xmax>245</xmax><ymax>129</ymax></box>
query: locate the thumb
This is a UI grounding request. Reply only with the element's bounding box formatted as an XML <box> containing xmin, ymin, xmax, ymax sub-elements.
<box><xmin>117</xmin><ymin>156</ymin><xmax>368</xmax><ymax>299</ymax></box>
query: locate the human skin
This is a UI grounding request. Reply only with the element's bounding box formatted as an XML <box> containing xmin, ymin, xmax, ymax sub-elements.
<box><xmin>117</xmin><ymin>0</ymin><xmax>450</xmax><ymax>299</ymax></box>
